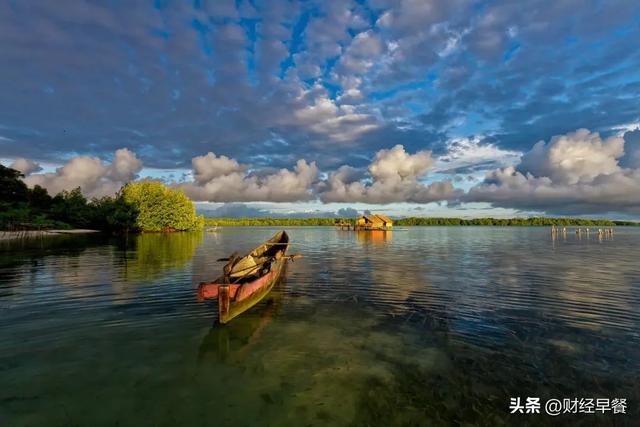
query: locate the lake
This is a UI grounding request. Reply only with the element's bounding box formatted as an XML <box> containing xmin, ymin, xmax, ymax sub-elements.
<box><xmin>1</xmin><ymin>227</ymin><xmax>639</xmax><ymax>426</ymax></box>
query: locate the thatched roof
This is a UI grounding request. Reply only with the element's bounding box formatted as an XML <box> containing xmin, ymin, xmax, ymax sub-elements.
<box><xmin>374</xmin><ymin>213</ymin><xmax>392</xmax><ymax>223</ymax></box>
<box><xmin>359</xmin><ymin>213</ymin><xmax>392</xmax><ymax>224</ymax></box>
<box><xmin>363</xmin><ymin>214</ymin><xmax>381</xmax><ymax>223</ymax></box>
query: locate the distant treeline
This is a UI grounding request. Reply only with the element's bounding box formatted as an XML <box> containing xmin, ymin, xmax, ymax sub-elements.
<box><xmin>206</xmin><ymin>217</ymin><xmax>349</xmax><ymax>226</ymax></box>
<box><xmin>396</xmin><ymin>217</ymin><xmax>638</xmax><ymax>226</ymax></box>
<box><xmin>205</xmin><ymin>217</ymin><xmax>639</xmax><ymax>227</ymax></box>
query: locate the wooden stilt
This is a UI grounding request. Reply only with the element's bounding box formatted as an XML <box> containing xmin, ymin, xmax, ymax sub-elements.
<box><xmin>218</xmin><ymin>285</ymin><xmax>230</xmax><ymax>324</ymax></box>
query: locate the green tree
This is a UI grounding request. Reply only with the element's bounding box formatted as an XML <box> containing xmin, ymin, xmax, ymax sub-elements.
<box><xmin>28</xmin><ymin>185</ymin><xmax>53</xmax><ymax>214</ymax></box>
<box><xmin>0</xmin><ymin>164</ymin><xmax>29</xmax><ymax>205</ymax></box>
<box><xmin>89</xmin><ymin>193</ymin><xmax>138</xmax><ymax>232</ymax></box>
<box><xmin>49</xmin><ymin>188</ymin><xmax>93</xmax><ymax>228</ymax></box>
<box><xmin>0</xmin><ymin>165</ymin><xmax>32</xmax><ymax>229</ymax></box>
<box><xmin>122</xmin><ymin>181</ymin><xmax>204</xmax><ymax>232</ymax></box>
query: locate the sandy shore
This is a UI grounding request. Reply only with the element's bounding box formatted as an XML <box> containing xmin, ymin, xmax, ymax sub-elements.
<box><xmin>0</xmin><ymin>229</ymin><xmax>100</xmax><ymax>241</ymax></box>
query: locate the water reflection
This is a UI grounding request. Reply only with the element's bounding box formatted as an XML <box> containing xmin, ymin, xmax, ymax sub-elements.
<box><xmin>1</xmin><ymin>227</ymin><xmax>639</xmax><ymax>426</ymax></box>
<box><xmin>0</xmin><ymin>232</ymin><xmax>204</xmax><ymax>315</ymax></box>
<box><xmin>198</xmin><ymin>275</ymin><xmax>286</xmax><ymax>363</ymax></box>
<box><xmin>0</xmin><ymin>234</ymin><xmax>112</xmax><ymax>303</ymax></box>
<box><xmin>121</xmin><ymin>232</ymin><xmax>204</xmax><ymax>282</ymax></box>
<box><xmin>355</xmin><ymin>229</ymin><xmax>392</xmax><ymax>245</ymax></box>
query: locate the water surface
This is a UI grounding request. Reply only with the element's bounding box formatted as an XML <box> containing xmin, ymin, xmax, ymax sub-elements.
<box><xmin>1</xmin><ymin>227</ymin><xmax>639</xmax><ymax>426</ymax></box>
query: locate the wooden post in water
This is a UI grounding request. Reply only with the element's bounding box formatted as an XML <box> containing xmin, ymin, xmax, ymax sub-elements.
<box><xmin>218</xmin><ymin>285</ymin><xmax>230</xmax><ymax>323</ymax></box>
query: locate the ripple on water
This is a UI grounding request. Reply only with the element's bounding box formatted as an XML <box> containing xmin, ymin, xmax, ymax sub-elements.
<box><xmin>1</xmin><ymin>227</ymin><xmax>639</xmax><ymax>425</ymax></box>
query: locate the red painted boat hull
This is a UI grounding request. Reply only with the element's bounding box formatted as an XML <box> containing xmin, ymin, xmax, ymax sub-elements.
<box><xmin>197</xmin><ymin>231</ymin><xmax>289</xmax><ymax>323</ymax></box>
<box><xmin>197</xmin><ymin>258</ymin><xmax>285</xmax><ymax>303</ymax></box>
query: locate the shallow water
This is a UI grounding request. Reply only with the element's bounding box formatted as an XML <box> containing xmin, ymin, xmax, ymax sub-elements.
<box><xmin>1</xmin><ymin>227</ymin><xmax>639</xmax><ymax>426</ymax></box>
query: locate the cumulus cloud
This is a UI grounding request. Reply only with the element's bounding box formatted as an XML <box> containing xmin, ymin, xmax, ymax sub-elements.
<box><xmin>466</xmin><ymin>129</ymin><xmax>640</xmax><ymax>214</ymax></box>
<box><xmin>181</xmin><ymin>152</ymin><xmax>319</xmax><ymax>202</ymax></box>
<box><xmin>13</xmin><ymin>145</ymin><xmax>462</xmax><ymax>205</ymax></box>
<box><xmin>10</xmin><ymin>127</ymin><xmax>640</xmax><ymax>215</ymax></box>
<box><xmin>338</xmin><ymin>30</ymin><xmax>385</xmax><ymax>73</ymax></box>
<box><xmin>292</xmin><ymin>86</ymin><xmax>379</xmax><ymax>142</ymax></box>
<box><xmin>319</xmin><ymin>144</ymin><xmax>462</xmax><ymax>203</ymax></box>
<box><xmin>518</xmin><ymin>129</ymin><xmax>624</xmax><ymax>184</ymax></box>
<box><xmin>10</xmin><ymin>158</ymin><xmax>42</xmax><ymax>175</ymax></box>
<box><xmin>192</xmin><ymin>152</ymin><xmax>247</xmax><ymax>184</ymax></box>
<box><xmin>1</xmin><ymin>0</ymin><xmax>639</xmax><ymax>176</ymax></box>
<box><xmin>369</xmin><ymin>144</ymin><xmax>434</xmax><ymax>179</ymax></box>
<box><xmin>23</xmin><ymin>148</ymin><xmax>142</xmax><ymax>198</ymax></box>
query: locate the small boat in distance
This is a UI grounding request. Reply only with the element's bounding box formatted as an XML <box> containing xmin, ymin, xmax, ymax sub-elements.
<box><xmin>197</xmin><ymin>231</ymin><xmax>297</xmax><ymax>324</ymax></box>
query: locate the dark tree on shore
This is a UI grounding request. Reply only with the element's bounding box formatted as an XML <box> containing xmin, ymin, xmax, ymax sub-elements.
<box><xmin>0</xmin><ymin>164</ymin><xmax>29</xmax><ymax>204</ymax></box>
<box><xmin>0</xmin><ymin>164</ymin><xmax>137</xmax><ymax>232</ymax></box>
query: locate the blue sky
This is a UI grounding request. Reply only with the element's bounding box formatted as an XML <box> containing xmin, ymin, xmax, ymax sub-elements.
<box><xmin>1</xmin><ymin>0</ymin><xmax>640</xmax><ymax>218</ymax></box>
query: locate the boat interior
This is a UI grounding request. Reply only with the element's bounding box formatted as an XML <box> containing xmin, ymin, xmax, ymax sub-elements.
<box><xmin>220</xmin><ymin>231</ymin><xmax>289</xmax><ymax>284</ymax></box>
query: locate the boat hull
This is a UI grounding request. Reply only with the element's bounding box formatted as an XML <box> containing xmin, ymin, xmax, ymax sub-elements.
<box><xmin>197</xmin><ymin>230</ymin><xmax>289</xmax><ymax>323</ymax></box>
<box><xmin>218</xmin><ymin>258</ymin><xmax>286</xmax><ymax>324</ymax></box>
<box><xmin>197</xmin><ymin>257</ymin><xmax>287</xmax><ymax>324</ymax></box>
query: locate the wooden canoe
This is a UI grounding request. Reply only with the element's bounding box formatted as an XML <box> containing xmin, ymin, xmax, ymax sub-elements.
<box><xmin>197</xmin><ymin>231</ymin><xmax>289</xmax><ymax>324</ymax></box>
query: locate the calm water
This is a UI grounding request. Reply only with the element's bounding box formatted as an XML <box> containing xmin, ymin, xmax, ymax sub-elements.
<box><xmin>1</xmin><ymin>227</ymin><xmax>639</xmax><ymax>426</ymax></box>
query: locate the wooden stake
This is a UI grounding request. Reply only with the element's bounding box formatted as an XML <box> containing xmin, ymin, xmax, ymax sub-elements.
<box><xmin>219</xmin><ymin>285</ymin><xmax>230</xmax><ymax>323</ymax></box>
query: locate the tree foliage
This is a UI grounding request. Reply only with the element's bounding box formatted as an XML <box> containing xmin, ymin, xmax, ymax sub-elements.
<box><xmin>89</xmin><ymin>193</ymin><xmax>139</xmax><ymax>231</ymax></box>
<box><xmin>0</xmin><ymin>165</ymin><xmax>133</xmax><ymax>232</ymax></box>
<box><xmin>0</xmin><ymin>164</ymin><xmax>29</xmax><ymax>203</ymax></box>
<box><xmin>395</xmin><ymin>217</ymin><xmax>637</xmax><ymax>226</ymax></box>
<box><xmin>122</xmin><ymin>181</ymin><xmax>204</xmax><ymax>232</ymax></box>
<box><xmin>1</xmin><ymin>166</ymin><xmax>203</xmax><ymax>232</ymax></box>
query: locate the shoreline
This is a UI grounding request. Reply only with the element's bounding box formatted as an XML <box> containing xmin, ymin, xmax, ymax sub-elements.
<box><xmin>0</xmin><ymin>229</ymin><xmax>100</xmax><ymax>241</ymax></box>
<box><xmin>205</xmin><ymin>224</ymin><xmax>639</xmax><ymax>227</ymax></box>
<box><xmin>204</xmin><ymin>222</ymin><xmax>639</xmax><ymax>227</ymax></box>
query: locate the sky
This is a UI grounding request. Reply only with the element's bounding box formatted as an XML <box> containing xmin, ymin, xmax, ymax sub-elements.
<box><xmin>1</xmin><ymin>0</ymin><xmax>640</xmax><ymax>218</ymax></box>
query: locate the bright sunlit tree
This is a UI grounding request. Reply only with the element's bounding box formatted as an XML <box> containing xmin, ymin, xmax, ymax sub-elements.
<box><xmin>122</xmin><ymin>181</ymin><xmax>204</xmax><ymax>232</ymax></box>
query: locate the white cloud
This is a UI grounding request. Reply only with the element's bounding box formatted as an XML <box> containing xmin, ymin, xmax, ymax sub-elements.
<box><xmin>320</xmin><ymin>144</ymin><xmax>462</xmax><ymax>203</ymax></box>
<box><xmin>518</xmin><ymin>129</ymin><xmax>624</xmax><ymax>184</ymax></box>
<box><xmin>294</xmin><ymin>96</ymin><xmax>340</xmax><ymax>124</ymax></box>
<box><xmin>338</xmin><ymin>30</ymin><xmax>384</xmax><ymax>73</ymax></box>
<box><xmin>337</xmin><ymin>88</ymin><xmax>363</xmax><ymax>103</ymax></box>
<box><xmin>11</xmin><ymin>128</ymin><xmax>640</xmax><ymax>214</ymax></box>
<box><xmin>375</xmin><ymin>0</ymin><xmax>455</xmax><ymax>32</ymax></box>
<box><xmin>369</xmin><ymin>144</ymin><xmax>434</xmax><ymax>179</ymax></box>
<box><xmin>23</xmin><ymin>148</ymin><xmax>142</xmax><ymax>198</ymax></box>
<box><xmin>435</xmin><ymin>136</ymin><xmax>521</xmax><ymax>174</ymax></box>
<box><xmin>181</xmin><ymin>153</ymin><xmax>319</xmax><ymax>202</ymax></box>
<box><xmin>292</xmin><ymin>87</ymin><xmax>379</xmax><ymax>142</ymax></box>
<box><xmin>466</xmin><ymin>129</ymin><xmax>640</xmax><ymax>214</ymax></box>
<box><xmin>191</xmin><ymin>152</ymin><xmax>246</xmax><ymax>184</ymax></box>
<box><xmin>10</xmin><ymin>158</ymin><xmax>42</xmax><ymax>175</ymax></box>
<box><xmin>435</xmin><ymin>26</ymin><xmax>470</xmax><ymax>57</ymax></box>
<box><xmin>109</xmin><ymin>148</ymin><xmax>144</xmax><ymax>182</ymax></box>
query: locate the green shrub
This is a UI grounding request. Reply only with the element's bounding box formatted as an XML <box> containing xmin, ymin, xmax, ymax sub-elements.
<box><xmin>122</xmin><ymin>181</ymin><xmax>204</xmax><ymax>232</ymax></box>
